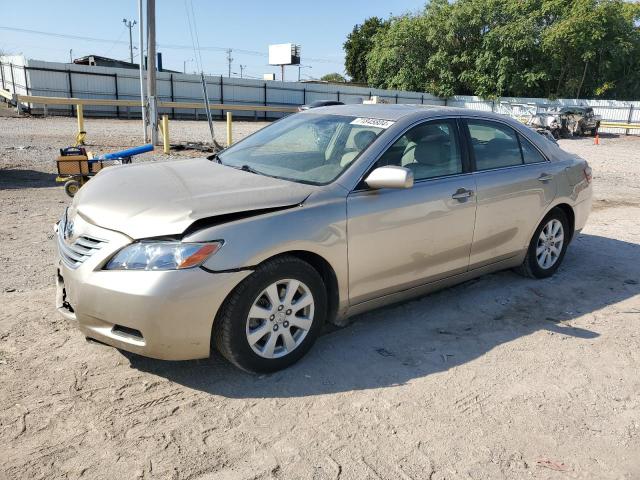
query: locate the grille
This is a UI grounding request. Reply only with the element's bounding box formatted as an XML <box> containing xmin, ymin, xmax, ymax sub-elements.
<box><xmin>57</xmin><ymin>220</ymin><xmax>108</xmax><ymax>269</ymax></box>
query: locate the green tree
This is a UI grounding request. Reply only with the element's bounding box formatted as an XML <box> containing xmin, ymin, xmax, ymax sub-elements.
<box><xmin>365</xmin><ymin>15</ymin><xmax>435</xmax><ymax>92</ymax></box>
<box><xmin>344</xmin><ymin>17</ymin><xmax>389</xmax><ymax>84</ymax></box>
<box><xmin>320</xmin><ymin>72</ymin><xmax>347</xmax><ymax>83</ymax></box>
<box><xmin>542</xmin><ymin>0</ymin><xmax>640</xmax><ymax>99</ymax></box>
<box><xmin>360</xmin><ymin>0</ymin><xmax>640</xmax><ymax>100</ymax></box>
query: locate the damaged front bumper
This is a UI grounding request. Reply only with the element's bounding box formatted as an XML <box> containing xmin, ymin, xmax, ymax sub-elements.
<box><xmin>54</xmin><ymin>215</ymin><xmax>251</xmax><ymax>361</ymax></box>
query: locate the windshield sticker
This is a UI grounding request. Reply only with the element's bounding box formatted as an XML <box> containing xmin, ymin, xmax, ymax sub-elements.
<box><xmin>350</xmin><ymin>118</ymin><xmax>395</xmax><ymax>129</ymax></box>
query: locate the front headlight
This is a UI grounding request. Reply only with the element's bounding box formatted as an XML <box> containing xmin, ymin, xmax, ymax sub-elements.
<box><xmin>105</xmin><ymin>241</ymin><xmax>223</xmax><ymax>271</ymax></box>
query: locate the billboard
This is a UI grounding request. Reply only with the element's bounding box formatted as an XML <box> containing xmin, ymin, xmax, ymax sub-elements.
<box><xmin>268</xmin><ymin>44</ymin><xmax>301</xmax><ymax>65</ymax></box>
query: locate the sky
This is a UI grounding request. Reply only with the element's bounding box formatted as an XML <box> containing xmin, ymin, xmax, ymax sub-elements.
<box><xmin>0</xmin><ymin>0</ymin><xmax>426</xmax><ymax>79</ymax></box>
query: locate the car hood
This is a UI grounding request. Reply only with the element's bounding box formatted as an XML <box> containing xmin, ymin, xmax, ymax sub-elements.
<box><xmin>71</xmin><ymin>158</ymin><xmax>315</xmax><ymax>239</ymax></box>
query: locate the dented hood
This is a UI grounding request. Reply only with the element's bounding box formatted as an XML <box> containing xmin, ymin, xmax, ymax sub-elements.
<box><xmin>71</xmin><ymin>158</ymin><xmax>315</xmax><ymax>239</ymax></box>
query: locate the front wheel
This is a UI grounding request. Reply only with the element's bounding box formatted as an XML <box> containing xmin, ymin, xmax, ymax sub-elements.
<box><xmin>214</xmin><ymin>255</ymin><xmax>327</xmax><ymax>373</ymax></box>
<box><xmin>516</xmin><ymin>209</ymin><xmax>570</xmax><ymax>279</ymax></box>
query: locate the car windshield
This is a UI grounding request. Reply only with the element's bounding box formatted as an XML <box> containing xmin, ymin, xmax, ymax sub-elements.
<box><xmin>218</xmin><ymin>113</ymin><xmax>386</xmax><ymax>185</ymax></box>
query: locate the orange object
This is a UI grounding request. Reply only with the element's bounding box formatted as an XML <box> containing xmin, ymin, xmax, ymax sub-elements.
<box><xmin>594</xmin><ymin>134</ymin><xmax>600</xmax><ymax>145</ymax></box>
<box><xmin>177</xmin><ymin>243</ymin><xmax>222</xmax><ymax>269</ymax></box>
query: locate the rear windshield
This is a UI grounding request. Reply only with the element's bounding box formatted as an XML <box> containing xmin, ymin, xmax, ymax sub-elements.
<box><xmin>218</xmin><ymin>113</ymin><xmax>387</xmax><ymax>185</ymax></box>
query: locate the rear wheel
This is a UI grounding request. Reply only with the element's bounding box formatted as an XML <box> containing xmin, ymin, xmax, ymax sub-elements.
<box><xmin>64</xmin><ymin>179</ymin><xmax>80</xmax><ymax>197</ymax></box>
<box><xmin>214</xmin><ymin>255</ymin><xmax>327</xmax><ymax>373</ymax></box>
<box><xmin>516</xmin><ymin>208</ymin><xmax>570</xmax><ymax>279</ymax></box>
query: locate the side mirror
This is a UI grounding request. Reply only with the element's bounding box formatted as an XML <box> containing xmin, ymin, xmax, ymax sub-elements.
<box><xmin>364</xmin><ymin>166</ymin><xmax>414</xmax><ymax>190</ymax></box>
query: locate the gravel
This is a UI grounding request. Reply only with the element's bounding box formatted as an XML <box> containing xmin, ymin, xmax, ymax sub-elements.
<box><xmin>1</xmin><ymin>109</ymin><xmax>639</xmax><ymax>480</ymax></box>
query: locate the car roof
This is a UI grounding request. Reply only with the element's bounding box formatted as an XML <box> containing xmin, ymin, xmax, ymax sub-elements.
<box><xmin>304</xmin><ymin>103</ymin><xmax>510</xmax><ymax>123</ymax></box>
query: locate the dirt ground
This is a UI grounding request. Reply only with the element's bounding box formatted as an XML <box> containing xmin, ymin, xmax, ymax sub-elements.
<box><xmin>1</xmin><ymin>109</ymin><xmax>639</xmax><ymax>480</ymax></box>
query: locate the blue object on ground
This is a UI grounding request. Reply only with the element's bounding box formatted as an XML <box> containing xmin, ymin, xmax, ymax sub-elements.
<box><xmin>94</xmin><ymin>143</ymin><xmax>154</xmax><ymax>161</ymax></box>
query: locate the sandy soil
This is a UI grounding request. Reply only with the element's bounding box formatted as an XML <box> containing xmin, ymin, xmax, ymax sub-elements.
<box><xmin>1</xmin><ymin>109</ymin><xmax>639</xmax><ymax>480</ymax></box>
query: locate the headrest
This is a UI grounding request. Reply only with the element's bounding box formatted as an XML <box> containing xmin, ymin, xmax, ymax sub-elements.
<box><xmin>354</xmin><ymin>130</ymin><xmax>377</xmax><ymax>150</ymax></box>
<box><xmin>414</xmin><ymin>139</ymin><xmax>445</xmax><ymax>165</ymax></box>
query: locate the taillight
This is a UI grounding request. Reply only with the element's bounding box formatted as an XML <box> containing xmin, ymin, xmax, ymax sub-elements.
<box><xmin>583</xmin><ymin>165</ymin><xmax>592</xmax><ymax>183</ymax></box>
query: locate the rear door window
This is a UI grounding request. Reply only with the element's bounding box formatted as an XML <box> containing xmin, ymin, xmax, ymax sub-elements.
<box><xmin>519</xmin><ymin>134</ymin><xmax>547</xmax><ymax>164</ymax></box>
<box><xmin>467</xmin><ymin>121</ymin><xmax>523</xmax><ymax>170</ymax></box>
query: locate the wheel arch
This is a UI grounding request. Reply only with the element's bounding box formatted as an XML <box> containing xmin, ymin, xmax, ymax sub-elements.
<box><xmin>553</xmin><ymin>203</ymin><xmax>575</xmax><ymax>243</ymax></box>
<box><xmin>214</xmin><ymin>250</ymin><xmax>342</xmax><ymax>331</ymax></box>
<box><xmin>281</xmin><ymin>250</ymin><xmax>340</xmax><ymax>324</ymax></box>
<box><xmin>529</xmin><ymin>201</ymin><xmax>576</xmax><ymax>248</ymax></box>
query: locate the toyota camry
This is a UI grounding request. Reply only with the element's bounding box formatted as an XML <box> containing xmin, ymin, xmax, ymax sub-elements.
<box><xmin>55</xmin><ymin>105</ymin><xmax>592</xmax><ymax>372</ymax></box>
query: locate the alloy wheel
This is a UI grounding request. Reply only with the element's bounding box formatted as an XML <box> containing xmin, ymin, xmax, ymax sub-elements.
<box><xmin>536</xmin><ymin>219</ymin><xmax>564</xmax><ymax>269</ymax></box>
<box><xmin>245</xmin><ymin>279</ymin><xmax>315</xmax><ymax>359</ymax></box>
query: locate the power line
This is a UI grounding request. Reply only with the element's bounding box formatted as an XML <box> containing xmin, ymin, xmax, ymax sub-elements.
<box><xmin>0</xmin><ymin>25</ymin><xmax>343</xmax><ymax>64</ymax></box>
<box><xmin>183</xmin><ymin>0</ymin><xmax>201</xmax><ymax>72</ymax></box>
<box><xmin>103</xmin><ymin>27</ymin><xmax>127</xmax><ymax>58</ymax></box>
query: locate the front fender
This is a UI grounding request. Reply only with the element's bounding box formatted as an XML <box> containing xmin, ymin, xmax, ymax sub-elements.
<box><xmin>185</xmin><ymin>195</ymin><xmax>349</xmax><ymax>315</ymax></box>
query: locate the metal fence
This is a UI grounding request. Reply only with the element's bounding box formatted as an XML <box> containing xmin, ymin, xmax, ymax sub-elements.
<box><xmin>0</xmin><ymin>56</ymin><xmax>444</xmax><ymax>120</ymax></box>
<box><xmin>1</xmin><ymin>56</ymin><xmax>639</xmax><ymax>134</ymax></box>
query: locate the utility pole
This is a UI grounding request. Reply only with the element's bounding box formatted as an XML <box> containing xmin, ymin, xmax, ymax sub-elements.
<box><xmin>239</xmin><ymin>65</ymin><xmax>246</xmax><ymax>79</ymax></box>
<box><xmin>69</xmin><ymin>49</ymin><xmax>73</xmax><ymax>63</ymax></box>
<box><xmin>122</xmin><ymin>18</ymin><xmax>137</xmax><ymax>64</ymax></box>
<box><xmin>138</xmin><ymin>0</ymin><xmax>147</xmax><ymax>142</ymax></box>
<box><xmin>146</xmin><ymin>0</ymin><xmax>158</xmax><ymax>145</ymax></box>
<box><xmin>226</xmin><ymin>48</ymin><xmax>233</xmax><ymax>78</ymax></box>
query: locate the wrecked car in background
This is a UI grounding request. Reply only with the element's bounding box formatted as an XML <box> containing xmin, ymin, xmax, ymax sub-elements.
<box><xmin>529</xmin><ymin>106</ymin><xmax>601</xmax><ymax>139</ymax></box>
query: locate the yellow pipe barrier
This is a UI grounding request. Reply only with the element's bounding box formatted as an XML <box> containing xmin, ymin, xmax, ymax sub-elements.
<box><xmin>75</xmin><ymin>104</ymin><xmax>86</xmax><ymax>145</ymax></box>
<box><xmin>76</xmin><ymin>104</ymin><xmax>84</xmax><ymax>132</ymax></box>
<box><xmin>161</xmin><ymin>114</ymin><xmax>170</xmax><ymax>154</ymax></box>
<box><xmin>226</xmin><ymin>112</ymin><xmax>233</xmax><ymax>146</ymax></box>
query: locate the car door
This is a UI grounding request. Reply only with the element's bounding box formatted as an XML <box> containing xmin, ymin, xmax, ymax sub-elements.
<box><xmin>346</xmin><ymin>119</ymin><xmax>477</xmax><ymax>305</ymax></box>
<box><xmin>463</xmin><ymin>119</ymin><xmax>560</xmax><ymax>268</ymax></box>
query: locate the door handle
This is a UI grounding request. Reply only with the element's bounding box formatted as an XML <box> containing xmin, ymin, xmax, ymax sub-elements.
<box><xmin>538</xmin><ymin>173</ymin><xmax>553</xmax><ymax>182</ymax></box>
<box><xmin>452</xmin><ymin>188</ymin><xmax>474</xmax><ymax>200</ymax></box>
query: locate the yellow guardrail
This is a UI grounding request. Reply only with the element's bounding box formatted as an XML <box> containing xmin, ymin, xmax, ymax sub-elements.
<box><xmin>0</xmin><ymin>88</ymin><xmax>13</xmax><ymax>101</ymax></box>
<box><xmin>9</xmin><ymin>93</ymin><xmax>298</xmax><ymax>113</ymax></box>
<box><xmin>18</xmin><ymin>95</ymin><xmax>142</xmax><ymax>107</ymax></box>
<box><xmin>600</xmin><ymin>122</ymin><xmax>640</xmax><ymax>129</ymax></box>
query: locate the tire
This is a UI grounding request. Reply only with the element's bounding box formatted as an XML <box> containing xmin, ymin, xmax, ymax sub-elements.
<box><xmin>516</xmin><ymin>208</ymin><xmax>570</xmax><ymax>279</ymax></box>
<box><xmin>213</xmin><ymin>255</ymin><xmax>327</xmax><ymax>373</ymax></box>
<box><xmin>64</xmin><ymin>179</ymin><xmax>80</xmax><ymax>197</ymax></box>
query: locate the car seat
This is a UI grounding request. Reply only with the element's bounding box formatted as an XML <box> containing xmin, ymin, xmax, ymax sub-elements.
<box><xmin>340</xmin><ymin>130</ymin><xmax>378</xmax><ymax>167</ymax></box>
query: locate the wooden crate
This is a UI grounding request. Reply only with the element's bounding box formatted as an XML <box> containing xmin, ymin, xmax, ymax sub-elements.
<box><xmin>57</xmin><ymin>156</ymin><xmax>104</xmax><ymax>175</ymax></box>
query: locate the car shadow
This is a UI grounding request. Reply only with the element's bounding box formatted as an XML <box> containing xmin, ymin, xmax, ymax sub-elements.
<box><xmin>124</xmin><ymin>233</ymin><xmax>639</xmax><ymax>398</ymax></box>
<box><xmin>0</xmin><ymin>169</ymin><xmax>58</xmax><ymax>189</ymax></box>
